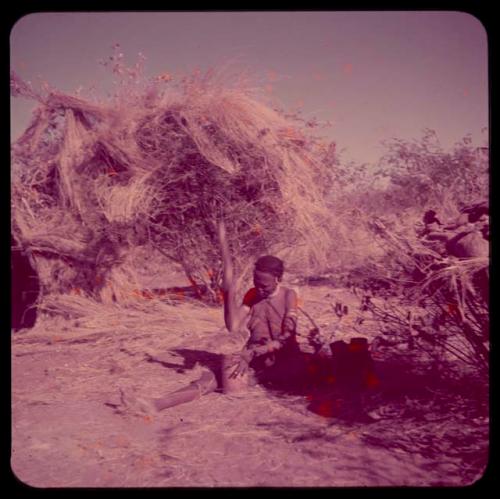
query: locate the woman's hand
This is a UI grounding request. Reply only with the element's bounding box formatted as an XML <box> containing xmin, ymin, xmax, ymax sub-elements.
<box><xmin>229</xmin><ymin>347</ymin><xmax>256</xmax><ymax>378</ymax></box>
<box><xmin>230</xmin><ymin>356</ymin><xmax>250</xmax><ymax>379</ymax></box>
<box><xmin>282</xmin><ymin>316</ymin><xmax>296</xmax><ymax>334</ymax></box>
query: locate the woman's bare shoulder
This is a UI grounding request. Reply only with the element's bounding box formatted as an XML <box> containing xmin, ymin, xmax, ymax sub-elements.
<box><xmin>282</xmin><ymin>286</ymin><xmax>299</xmax><ymax>297</ymax></box>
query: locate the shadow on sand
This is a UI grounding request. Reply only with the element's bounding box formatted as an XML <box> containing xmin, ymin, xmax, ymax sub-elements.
<box><xmin>145</xmin><ymin>347</ymin><xmax>428</xmax><ymax>423</ymax></box>
<box><xmin>149</xmin><ymin>343</ymin><xmax>487</xmax><ymax>419</ymax></box>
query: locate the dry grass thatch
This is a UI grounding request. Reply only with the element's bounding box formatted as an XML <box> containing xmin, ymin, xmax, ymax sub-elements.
<box><xmin>364</xmin><ymin>217</ymin><xmax>489</xmax><ymax>375</ymax></box>
<box><xmin>11</xmin><ymin>68</ymin><xmax>337</xmax><ymax>315</ymax></box>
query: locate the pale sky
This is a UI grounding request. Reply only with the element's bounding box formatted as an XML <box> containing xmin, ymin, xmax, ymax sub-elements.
<box><xmin>10</xmin><ymin>11</ymin><xmax>488</xmax><ymax>166</ymax></box>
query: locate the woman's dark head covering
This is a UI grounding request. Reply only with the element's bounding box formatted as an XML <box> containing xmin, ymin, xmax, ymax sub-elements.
<box><xmin>254</xmin><ymin>255</ymin><xmax>284</xmax><ymax>279</ymax></box>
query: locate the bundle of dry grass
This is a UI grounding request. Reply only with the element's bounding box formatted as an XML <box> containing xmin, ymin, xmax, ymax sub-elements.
<box><xmin>11</xmin><ymin>67</ymin><xmax>336</xmax><ymax>317</ymax></box>
<box><xmin>364</xmin><ymin>216</ymin><xmax>489</xmax><ymax>375</ymax></box>
<box><xmin>35</xmin><ymin>292</ymin><xmax>222</xmax><ymax>336</ymax></box>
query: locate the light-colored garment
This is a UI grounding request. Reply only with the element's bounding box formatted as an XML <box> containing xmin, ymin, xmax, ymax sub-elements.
<box><xmin>242</xmin><ymin>286</ymin><xmax>297</xmax><ymax>345</ymax></box>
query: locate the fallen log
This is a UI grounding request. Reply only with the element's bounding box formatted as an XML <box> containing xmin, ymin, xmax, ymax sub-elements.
<box><xmin>154</xmin><ymin>369</ymin><xmax>218</xmax><ymax>410</ymax></box>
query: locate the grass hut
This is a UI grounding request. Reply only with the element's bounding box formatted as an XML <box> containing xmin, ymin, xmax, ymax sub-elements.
<box><xmin>11</xmin><ymin>68</ymin><xmax>337</xmax><ymax>322</ymax></box>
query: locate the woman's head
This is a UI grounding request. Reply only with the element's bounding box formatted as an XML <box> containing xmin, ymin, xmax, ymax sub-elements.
<box><xmin>253</xmin><ymin>255</ymin><xmax>284</xmax><ymax>298</ymax></box>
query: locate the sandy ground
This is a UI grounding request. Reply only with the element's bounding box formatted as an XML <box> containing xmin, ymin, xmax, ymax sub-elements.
<box><xmin>11</xmin><ymin>284</ymin><xmax>488</xmax><ymax>487</ymax></box>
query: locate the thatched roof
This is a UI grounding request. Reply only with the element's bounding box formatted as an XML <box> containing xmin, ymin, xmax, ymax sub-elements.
<box><xmin>11</xmin><ymin>70</ymin><xmax>337</xmax><ymax>308</ymax></box>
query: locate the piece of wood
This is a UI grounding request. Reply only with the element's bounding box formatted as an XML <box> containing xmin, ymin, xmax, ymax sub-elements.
<box><xmin>155</xmin><ymin>370</ymin><xmax>218</xmax><ymax>410</ymax></box>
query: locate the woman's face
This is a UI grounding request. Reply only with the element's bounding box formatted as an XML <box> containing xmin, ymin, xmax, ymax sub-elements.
<box><xmin>254</xmin><ymin>270</ymin><xmax>278</xmax><ymax>298</ymax></box>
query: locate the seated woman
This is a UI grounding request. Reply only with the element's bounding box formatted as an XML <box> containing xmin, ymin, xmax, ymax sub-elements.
<box><xmin>117</xmin><ymin>222</ymin><xmax>375</xmax><ymax>420</ymax></box>
<box><xmin>115</xmin><ymin>222</ymin><xmax>304</xmax><ymax>415</ymax></box>
<box><xmin>225</xmin><ymin>255</ymin><xmax>306</xmax><ymax>388</ymax></box>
